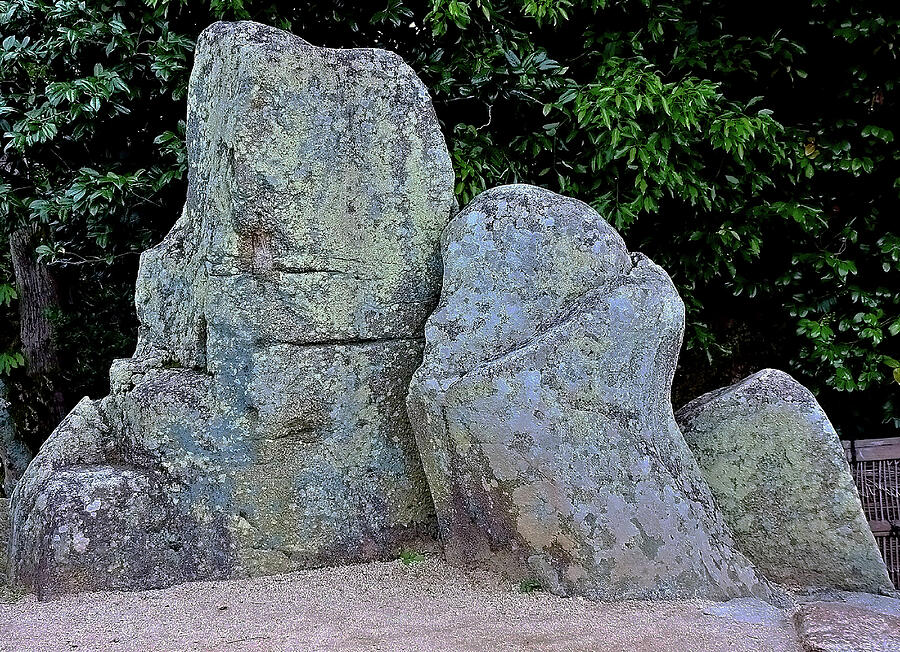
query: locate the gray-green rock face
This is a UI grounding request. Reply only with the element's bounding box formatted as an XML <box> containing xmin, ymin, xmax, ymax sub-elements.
<box><xmin>0</xmin><ymin>497</ymin><xmax>8</xmax><ymax>583</ymax></box>
<box><xmin>407</xmin><ymin>184</ymin><xmax>772</xmax><ymax>601</ymax></box>
<box><xmin>10</xmin><ymin>20</ymin><xmax>454</xmax><ymax>595</ymax></box>
<box><xmin>0</xmin><ymin>380</ymin><xmax>31</xmax><ymax>496</ymax></box>
<box><xmin>676</xmin><ymin>369</ymin><xmax>893</xmax><ymax>593</ymax></box>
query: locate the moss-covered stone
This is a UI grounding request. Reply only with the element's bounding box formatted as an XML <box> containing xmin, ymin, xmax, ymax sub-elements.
<box><xmin>9</xmin><ymin>21</ymin><xmax>454</xmax><ymax>596</ymax></box>
<box><xmin>676</xmin><ymin>369</ymin><xmax>893</xmax><ymax>593</ymax></box>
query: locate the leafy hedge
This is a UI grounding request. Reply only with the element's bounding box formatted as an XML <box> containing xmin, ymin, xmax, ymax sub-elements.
<box><xmin>1</xmin><ymin>0</ymin><xmax>897</xmax><ymax>445</ymax></box>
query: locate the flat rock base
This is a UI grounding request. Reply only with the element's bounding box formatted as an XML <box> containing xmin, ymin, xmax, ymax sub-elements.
<box><xmin>1</xmin><ymin>558</ymin><xmax>802</xmax><ymax>651</ymax></box>
<box><xmin>793</xmin><ymin>591</ymin><xmax>900</xmax><ymax>652</ymax></box>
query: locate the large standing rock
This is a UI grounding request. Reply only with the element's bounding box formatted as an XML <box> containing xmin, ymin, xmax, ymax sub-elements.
<box><xmin>0</xmin><ymin>497</ymin><xmax>8</xmax><ymax>581</ymax></box>
<box><xmin>10</xmin><ymin>21</ymin><xmax>454</xmax><ymax>596</ymax></box>
<box><xmin>676</xmin><ymin>369</ymin><xmax>892</xmax><ymax>593</ymax></box>
<box><xmin>407</xmin><ymin>184</ymin><xmax>772</xmax><ymax>601</ymax></box>
<box><xmin>1</xmin><ymin>380</ymin><xmax>31</xmax><ymax>496</ymax></box>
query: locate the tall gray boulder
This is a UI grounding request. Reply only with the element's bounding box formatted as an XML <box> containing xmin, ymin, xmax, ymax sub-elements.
<box><xmin>0</xmin><ymin>380</ymin><xmax>31</xmax><ymax>496</ymax></box>
<box><xmin>10</xmin><ymin>21</ymin><xmax>454</xmax><ymax>596</ymax></box>
<box><xmin>676</xmin><ymin>369</ymin><xmax>893</xmax><ymax>593</ymax></box>
<box><xmin>407</xmin><ymin>185</ymin><xmax>773</xmax><ymax>601</ymax></box>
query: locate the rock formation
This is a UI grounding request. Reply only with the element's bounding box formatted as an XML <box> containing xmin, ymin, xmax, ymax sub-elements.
<box><xmin>9</xmin><ymin>20</ymin><xmax>454</xmax><ymax>596</ymax></box>
<box><xmin>676</xmin><ymin>369</ymin><xmax>893</xmax><ymax>593</ymax></box>
<box><xmin>406</xmin><ymin>184</ymin><xmax>773</xmax><ymax>601</ymax></box>
<box><xmin>0</xmin><ymin>496</ymin><xmax>8</xmax><ymax>581</ymax></box>
<box><xmin>10</xmin><ymin>18</ymin><xmax>881</xmax><ymax>606</ymax></box>
<box><xmin>0</xmin><ymin>380</ymin><xmax>30</xmax><ymax>496</ymax></box>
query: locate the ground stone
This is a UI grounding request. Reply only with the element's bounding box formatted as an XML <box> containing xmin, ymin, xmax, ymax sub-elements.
<box><xmin>794</xmin><ymin>589</ymin><xmax>900</xmax><ymax>618</ymax></box>
<box><xmin>9</xmin><ymin>20</ymin><xmax>454</xmax><ymax>596</ymax></box>
<box><xmin>704</xmin><ymin>597</ymin><xmax>789</xmax><ymax>625</ymax></box>
<box><xmin>793</xmin><ymin>601</ymin><xmax>900</xmax><ymax>652</ymax></box>
<box><xmin>676</xmin><ymin>369</ymin><xmax>893</xmax><ymax>594</ymax></box>
<box><xmin>407</xmin><ymin>184</ymin><xmax>773</xmax><ymax>601</ymax></box>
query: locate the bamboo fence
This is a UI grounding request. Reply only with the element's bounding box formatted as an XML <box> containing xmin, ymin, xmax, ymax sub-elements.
<box><xmin>845</xmin><ymin>438</ymin><xmax>900</xmax><ymax>589</ymax></box>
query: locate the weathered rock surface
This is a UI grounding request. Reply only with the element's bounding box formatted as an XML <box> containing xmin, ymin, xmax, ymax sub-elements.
<box><xmin>0</xmin><ymin>380</ymin><xmax>31</xmax><ymax>495</ymax></box>
<box><xmin>676</xmin><ymin>369</ymin><xmax>892</xmax><ymax>594</ymax></box>
<box><xmin>703</xmin><ymin>597</ymin><xmax>789</xmax><ymax>626</ymax></box>
<box><xmin>10</xmin><ymin>20</ymin><xmax>454</xmax><ymax>595</ymax></box>
<box><xmin>793</xmin><ymin>601</ymin><xmax>900</xmax><ymax>652</ymax></box>
<box><xmin>0</xmin><ymin>497</ymin><xmax>8</xmax><ymax>579</ymax></box>
<box><xmin>407</xmin><ymin>184</ymin><xmax>772</xmax><ymax>601</ymax></box>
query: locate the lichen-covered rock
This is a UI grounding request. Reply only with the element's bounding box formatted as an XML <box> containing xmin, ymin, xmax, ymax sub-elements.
<box><xmin>0</xmin><ymin>497</ymin><xmax>9</xmax><ymax>580</ymax></box>
<box><xmin>407</xmin><ymin>184</ymin><xmax>772</xmax><ymax>601</ymax></box>
<box><xmin>1</xmin><ymin>380</ymin><xmax>31</xmax><ymax>496</ymax></box>
<box><xmin>676</xmin><ymin>369</ymin><xmax>893</xmax><ymax>593</ymax></box>
<box><xmin>10</xmin><ymin>20</ymin><xmax>454</xmax><ymax>595</ymax></box>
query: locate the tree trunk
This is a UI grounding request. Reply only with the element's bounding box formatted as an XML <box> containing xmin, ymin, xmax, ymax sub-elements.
<box><xmin>9</xmin><ymin>226</ymin><xmax>66</xmax><ymax>425</ymax></box>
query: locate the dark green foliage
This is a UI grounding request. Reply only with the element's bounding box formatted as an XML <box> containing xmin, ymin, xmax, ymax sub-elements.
<box><xmin>1</xmin><ymin>0</ymin><xmax>897</xmax><ymax>443</ymax></box>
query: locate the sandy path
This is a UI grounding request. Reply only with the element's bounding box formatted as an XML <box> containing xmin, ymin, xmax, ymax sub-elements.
<box><xmin>1</xmin><ymin>558</ymin><xmax>801</xmax><ymax>651</ymax></box>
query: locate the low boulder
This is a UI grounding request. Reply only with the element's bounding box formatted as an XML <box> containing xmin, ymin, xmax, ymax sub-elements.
<box><xmin>676</xmin><ymin>369</ymin><xmax>892</xmax><ymax>593</ymax></box>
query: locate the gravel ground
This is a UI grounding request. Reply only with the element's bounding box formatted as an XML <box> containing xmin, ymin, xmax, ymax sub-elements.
<box><xmin>0</xmin><ymin>558</ymin><xmax>802</xmax><ymax>651</ymax></box>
